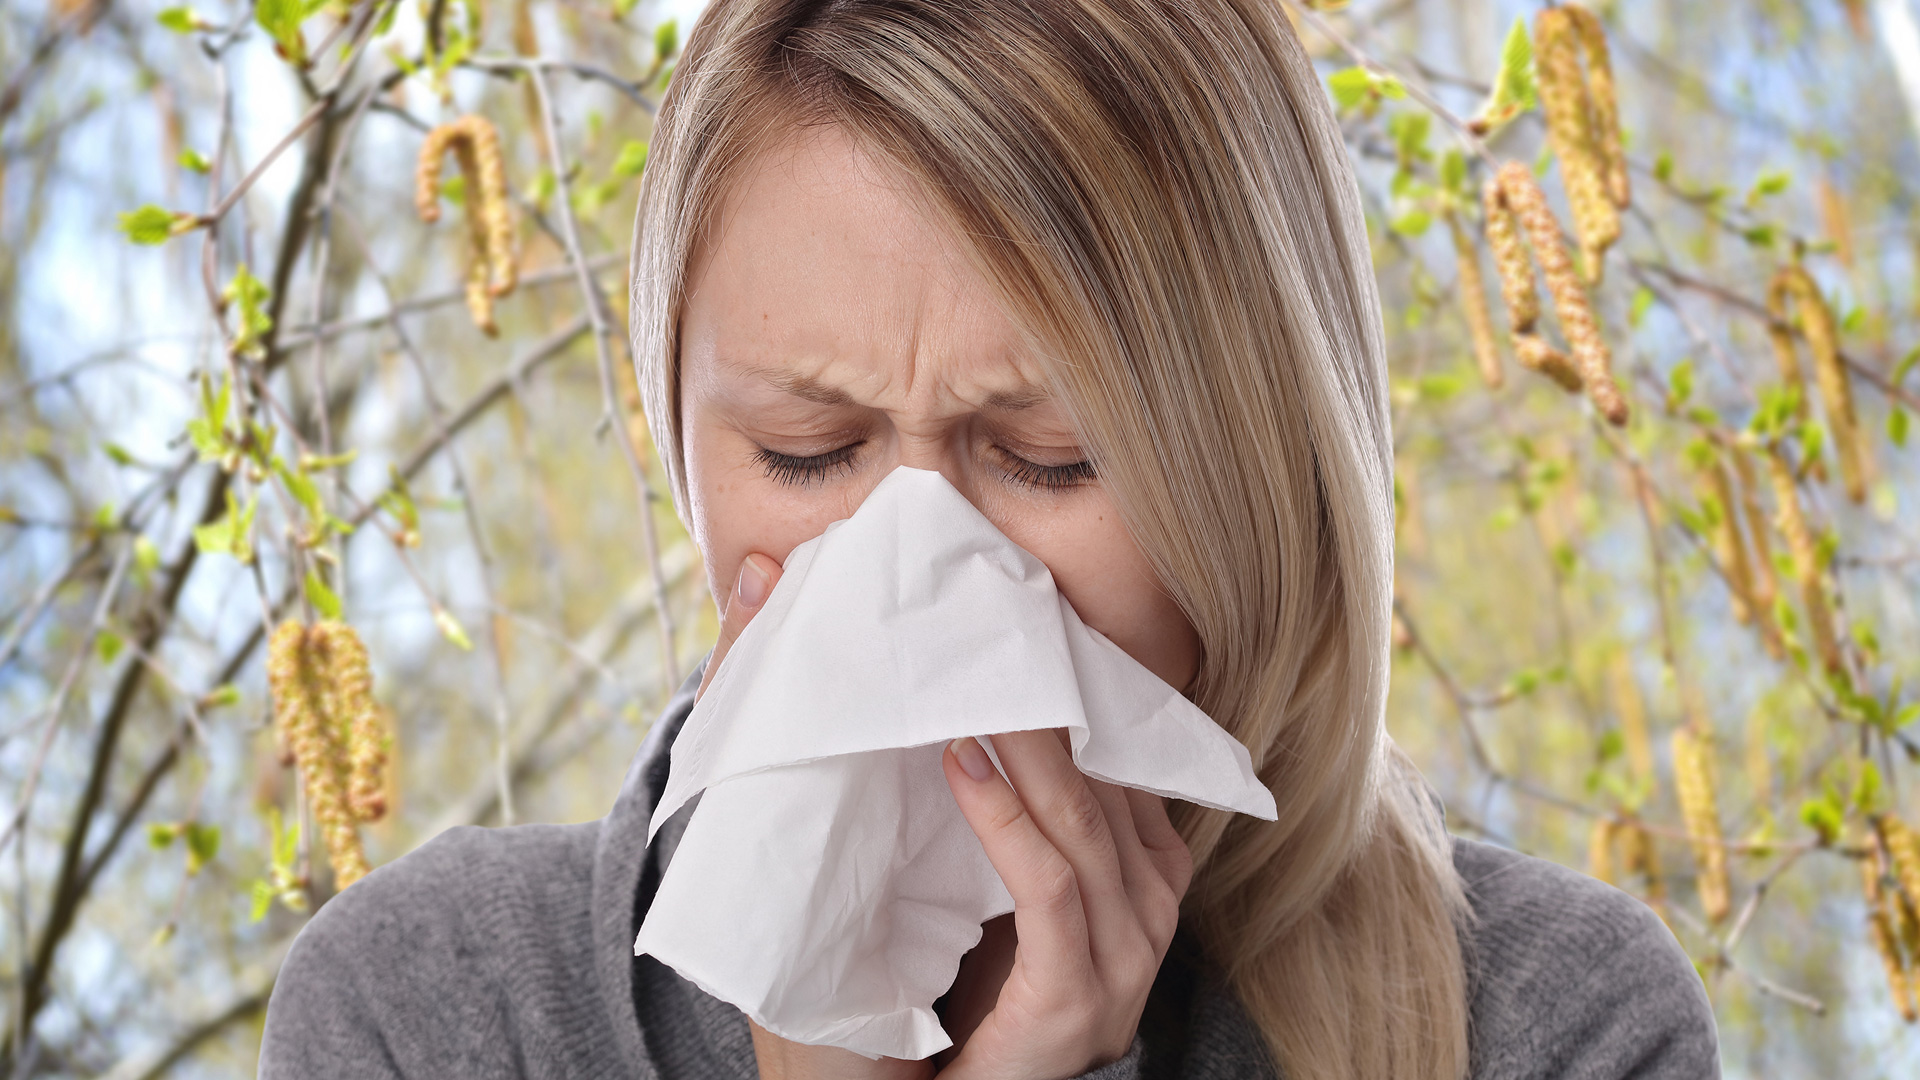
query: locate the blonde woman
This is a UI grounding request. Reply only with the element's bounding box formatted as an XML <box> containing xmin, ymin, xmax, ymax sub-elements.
<box><xmin>261</xmin><ymin>1</ymin><xmax>1719</xmax><ymax>1077</ymax></box>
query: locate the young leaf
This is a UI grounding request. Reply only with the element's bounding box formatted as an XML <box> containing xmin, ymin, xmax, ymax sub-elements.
<box><xmin>185</xmin><ymin>823</ymin><xmax>221</xmax><ymax>875</ymax></box>
<box><xmin>178</xmin><ymin>147</ymin><xmax>211</xmax><ymax>173</ymax></box>
<box><xmin>222</xmin><ymin>264</ymin><xmax>273</xmax><ymax>358</ymax></box>
<box><xmin>612</xmin><ymin>140</ymin><xmax>649</xmax><ymax>180</ymax></box>
<box><xmin>1470</xmin><ymin>17</ymin><xmax>1536</xmax><ymax>134</ymax></box>
<box><xmin>305</xmin><ymin>570</ymin><xmax>342</xmax><ymax>621</ymax></box>
<box><xmin>435</xmin><ymin>609</ymin><xmax>475</xmax><ymax>651</ymax></box>
<box><xmin>119</xmin><ymin>205</ymin><xmax>193</xmax><ymax>245</ymax></box>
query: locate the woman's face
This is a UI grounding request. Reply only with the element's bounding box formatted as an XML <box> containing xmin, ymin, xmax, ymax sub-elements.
<box><xmin>677</xmin><ymin>123</ymin><xmax>1200</xmax><ymax>691</ymax></box>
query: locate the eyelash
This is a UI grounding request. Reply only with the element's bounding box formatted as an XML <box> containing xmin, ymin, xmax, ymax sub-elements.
<box><xmin>750</xmin><ymin>442</ymin><xmax>1096</xmax><ymax>491</ymax></box>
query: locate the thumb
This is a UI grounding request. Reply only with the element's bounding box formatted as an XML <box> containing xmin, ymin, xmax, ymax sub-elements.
<box><xmin>697</xmin><ymin>552</ymin><xmax>782</xmax><ymax>700</ymax></box>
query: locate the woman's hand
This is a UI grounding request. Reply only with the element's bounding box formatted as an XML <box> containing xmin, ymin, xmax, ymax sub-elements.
<box><xmin>703</xmin><ymin>554</ymin><xmax>935</xmax><ymax>1080</ymax></box>
<box><xmin>704</xmin><ymin>554</ymin><xmax>1191</xmax><ymax>1080</ymax></box>
<box><xmin>934</xmin><ymin>732</ymin><xmax>1192</xmax><ymax>1079</ymax></box>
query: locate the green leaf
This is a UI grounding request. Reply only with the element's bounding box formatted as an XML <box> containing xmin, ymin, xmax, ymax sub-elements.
<box><xmin>1327</xmin><ymin>66</ymin><xmax>1404</xmax><ymax>112</ymax></box>
<box><xmin>134</xmin><ymin>535</ymin><xmax>161</xmax><ymax>575</ymax></box>
<box><xmin>1388</xmin><ymin>208</ymin><xmax>1432</xmax><ymax>237</ymax></box>
<box><xmin>1471</xmin><ymin>17</ymin><xmax>1537</xmax><ymax>134</ymax></box>
<box><xmin>305</xmin><ymin>570</ymin><xmax>342</xmax><ymax>620</ymax></box>
<box><xmin>1746</xmin><ymin>168</ymin><xmax>1790</xmax><ymax>205</ymax></box>
<box><xmin>192</xmin><ymin>491</ymin><xmax>257</xmax><ymax>565</ymax></box>
<box><xmin>612</xmin><ymin>140</ymin><xmax>649</xmax><ymax>180</ymax></box>
<box><xmin>1653</xmin><ymin>152</ymin><xmax>1674</xmax><ymax>183</ymax></box>
<box><xmin>148</xmin><ymin>822</ymin><xmax>180</xmax><ymax>849</ymax></box>
<box><xmin>119</xmin><ymin>205</ymin><xmax>193</xmax><ymax>245</ymax></box>
<box><xmin>202</xmin><ymin>683</ymin><xmax>241</xmax><ymax>709</ymax></box>
<box><xmin>256</xmin><ymin>0</ymin><xmax>310</xmax><ymax>65</ymax></box>
<box><xmin>1798</xmin><ymin>796</ymin><xmax>1842</xmax><ymax>844</ymax></box>
<box><xmin>1666</xmin><ymin>360</ymin><xmax>1694</xmax><ymax>411</ymax></box>
<box><xmin>1597</xmin><ymin>729</ymin><xmax>1625</xmax><ymax>762</ymax></box>
<box><xmin>156</xmin><ymin>6</ymin><xmax>207</xmax><ymax>33</ymax></box>
<box><xmin>96</xmin><ymin>628</ymin><xmax>123</xmax><ymax>665</ymax></box>
<box><xmin>653</xmin><ymin>18</ymin><xmax>679</xmax><ymax>60</ymax></box>
<box><xmin>1891</xmin><ymin>407</ymin><xmax>1910</xmax><ymax>449</ymax></box>
<box><xmin>185</xmin><ymin>823</ymin><xmax>220</xmax><ymax>875</ymax></box>
<box><xmin>1628</xmin><ymin>287</ymin><xmax>1655</xmax><ymax>329</ymax></box>
<box><xmin>1741</xmin><ymin>224</ymin><xmax>1777</xmax><ymax>249</ymax></box>
<box><xmin>250</xmin><ymin>879</ymin><xmax>276</xmax><ymax>922</ymax></box>
<box><xmin>435</xmin><ymin>609</ymin><xmax>474</xmax><ymax>651</ymax></box>
<box><xmin>274</xmin><ymin>457</ymin><xmax>323</xmax><ymax>521</ymax></box>
<box><xmin>222</xmin><ymin>264</ymin><xmax>273</xmax><ymax>359</ymax></box>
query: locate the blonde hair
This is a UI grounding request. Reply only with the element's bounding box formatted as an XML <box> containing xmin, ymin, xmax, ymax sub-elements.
<box><xmin>629</xmin><ymin>2</ymin><xmax>1474</xmax><ymax>1078</ymax></box>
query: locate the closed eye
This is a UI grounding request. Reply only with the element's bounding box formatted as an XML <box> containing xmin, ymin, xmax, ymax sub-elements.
<box><xmin>750</xmin><ymin>442</ymin><xmax>864</xmax><ymax>486</ymax></box>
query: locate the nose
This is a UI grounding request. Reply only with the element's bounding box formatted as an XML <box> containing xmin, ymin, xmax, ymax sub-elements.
<box><xmin>850</xmin><ymin>418</ymin><xmax>989</xmax><ymax>524</ymax></box>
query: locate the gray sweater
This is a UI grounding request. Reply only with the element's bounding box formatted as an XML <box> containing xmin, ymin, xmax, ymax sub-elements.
<box><xmin>259</xmin><ymin>663</ymin><xmax>1719</xmax><ymax>1078</ymax></box>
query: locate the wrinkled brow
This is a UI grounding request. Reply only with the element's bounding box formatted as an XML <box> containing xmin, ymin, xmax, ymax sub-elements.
<box><xmin>740</xmin><ymin>364</ymin><xmax>1052</xmax><ymax>412</ymax></box>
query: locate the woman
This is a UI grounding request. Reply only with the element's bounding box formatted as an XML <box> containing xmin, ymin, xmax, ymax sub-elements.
<box><xmin>260</xmin><ymin>1</ymin><xmax>1720</xmax><ymax>1077</ymax></box>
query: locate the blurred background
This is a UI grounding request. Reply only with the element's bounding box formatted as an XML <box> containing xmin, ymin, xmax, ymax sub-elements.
<box><xmin>0</xmin><ymin>0</ymin><xmax>1916</xmax><ymax>1075</ymax></box>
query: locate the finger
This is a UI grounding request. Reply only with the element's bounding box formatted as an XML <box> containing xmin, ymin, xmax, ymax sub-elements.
<box><xmin>1084</xmin><ymin>778</ymin><xmax>1167</xmax><ymax>926</ymax></box>
<box><xmin>983</xmin><ymin>726</ymin><xmax>1128</xmax><ymax>930</ymax></box>
<box><xmin>943</xmin><ymin>736</ymin><xmax>1095</xmax><ymax>985</ymax></box>
<box><xmin>696</xmin><ymin>552</ymin><xmax>781</xmax><ymax>701</ymax></box>
<box><xmin>1126</xmin><ymin>787</ymin><xmax>1194</xmax><ymax>902</ymax></box>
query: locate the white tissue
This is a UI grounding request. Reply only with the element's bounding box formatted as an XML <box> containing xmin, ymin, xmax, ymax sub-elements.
<box><xmin>634</xmin><ymin>466</ymin><xmax>1276</xmax><ymax>1060</ymax></box>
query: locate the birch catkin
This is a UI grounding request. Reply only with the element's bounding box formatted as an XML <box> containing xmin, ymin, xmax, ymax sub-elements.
<box><xmin>1671</xmin><ymin>724</ymin><xmax>1730</xmax><ymax>922</ymax></box>
<box><xmin>1729</xmin><ymin>449</ymin><xmax>1781</xmax><ymax>656</ymax></box>
<box><xmin>1766</xmin><ymin>447</ymin><xmax>1844</xmax><ymax>676</ymax></box>
<box><xmin>1447</xmin><ymin>213</ymin><xmax>1504</xmax><ymax>389</ymax></box>
<box><xmin>1698</xmin><ymin>451</ymin><xmax>1758</xmax><ymax>625</ymax></box>
<box><xmin>268</xmin><ymin>621</ymin><xmax>372</xmax><ymax>889</ymax></box>
<box><xmin>310</xmin><ymin>621</ymin><xmax>388</xmax><ymax>823</ymax></box>
<box><xmin>1482</xmin><ymin>174</ymin><xmax>1539</xmax><ymax>334</ymax></box>
<box><xmin>417</xmin><ymin>115</ymin><xmax>518</xmax><ymax>336</ymax></box>
<box><xmin>1864</xmin><ymin>841</ymin><xmax>1919</xmax><ymax>1022</ymax></box>
<box><xmin>1587</xmin><ymin>818</ymin><xmax>1617</xmax><ymax>885</ymax></box>
<box><xmin>1775</xmin><ymin>266</ymin><xmax>1869</xmax><ymax>503</ymax></box>
<box><xmin>1498</xmin><ymin>162</ymin><xmax>1629</xmax><ymax>424</ymax></box>
<box><xmin>1564</xmin><ymin>4</ymin><xmax>1629</xmax><ymax>209</ymax></box>
<box><xmin>1533</xmin><ymin>7</ymin><xmax>1620</xmax><ymax>285</ymax></box>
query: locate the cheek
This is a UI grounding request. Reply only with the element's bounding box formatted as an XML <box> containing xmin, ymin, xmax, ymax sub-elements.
<box><xmin>1000</xmin><ymin>499</ymin><xmax>1201</xmax><ymax>693</ymax></box>
<box><xmin>683</xmin><ymin>416</ymin><xmax>862</xmax><ymax>603</ymax></box>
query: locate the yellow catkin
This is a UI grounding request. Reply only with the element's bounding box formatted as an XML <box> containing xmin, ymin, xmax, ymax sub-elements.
<box><xmin>1780</xmin><ymin>267</ymin><xmax>1869</xmax><ymax>504</ymax></box>
<box><xmin>267</xmin><ymin>621</ymin><xmax>371</xmax><ymax>889</ymax></box>
<box><xmin>1881</xmin><ymin>817</ymin><xmax>1920</xmax><ymax>921</ymax></box>
<box><xmin>1499</xmin><ymin>163</ymin><xmax>1629</xmax><ymax>425</ymax></box>
<box><xmin>1743</xmin><ymin>705</ymin><xmax>1773</xmax><ymax>808</ymax></box>
<box><xmin>1727</xmin><ymin>449</ymin><xmax>1782</xmax><ymax>659</ymax></box>
<box><xmin>1533</xmin><ymin>8</ymin><xmax>1619</xmax><ymax>285</ymax></box>
<box><xmin>1671</xmin><ymin>724</ymin><xmax>1730</xmax><ymax>923</ymax></box>
<box><xmin>312</xmin><ymin>622</ymin><xmax>388</xmax><ymax>823</ymax></box>
<box><xmin>1622</xmin><ymin>821</ymin><xmax>1664</xmax><ymax>899</ymax></box>
<box><xmin>1763</xmin><ymin>270</ymin><xmax>1810</xmax><ymax>420</ymax></box>
<box><xmin>1609</xmin><ymin>653</ymin><xmax>1656</xmax><ymax>793</ymax></box>
<box><xmin>416</xmin><ymin>115</ymin><xmax>518</xmax><ymax>336</ymax></box>
<box><xmin>1587</xmin><ymin>817</ymin><xmax>1617</xmax><ymax>884</ymax></box>
<box><xmin>1511</xmin><ymin>334</ymin><xmax>1583</xmax><ymax>391</ymax></box>
<box><xmin>1818</xmin><ymin>177</ymin><xmax>1855</xmax><ymax>268</ymax></box>
<box><xmin>1448</xmin><ymin>213</ymin><xmax>1504</xmax><ymax>389</ymax></box>
<box><xmin>1482</xmin><ymin>174</ymin><xmax>1539</xmax><ymax>334</ymax></box>
<box><xmin>1864</xmin><ymin>843</ymin><xmax>1919</xmax><ymax>1023</ymax></box>
<box><xmin>1766</xmin><ymin>447</ymin><xmax>1844</xmax><ymax>677</ymax></box>
<box><xmin>1564</xmin><ymin>4</ymin><xmax>1629</xmax><ymax>210</ymax></box>
<box><xmin>1698</xmin><ymin>452</ymin><xmax>1757</xmax><ymax>625</ymax></box>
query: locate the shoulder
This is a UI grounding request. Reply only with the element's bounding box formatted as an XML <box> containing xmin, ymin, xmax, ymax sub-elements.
<box><xmin>260</xmin><ymin>822</ymin><xmax>608</xmax><ymax>1078</ymax></box>
<box><xmin>1451</xmin><ymin>836</ymin><xmax>1721</xmax><ymax>1080</ymax></box>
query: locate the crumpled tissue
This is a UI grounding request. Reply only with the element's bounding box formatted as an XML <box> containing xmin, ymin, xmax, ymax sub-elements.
<box><xmin>634</xmin><ymin>465</ymin><xmax>1277</xmax><ymax>1060</ymax></box>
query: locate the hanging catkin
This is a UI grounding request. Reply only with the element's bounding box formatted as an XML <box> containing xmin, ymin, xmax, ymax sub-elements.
<box><xmin>1564</xmin><ymin>4</ymin><xmax>1629</xmax><ymax>209</ymax></box>
<box><xmin>1728</xmin><ymin>449</ymin><xmax>1782</xmax><ymax>659</ymax></box>
<box><xmin>1447</xmin><ymin>213</ymin><xmax>1504</xmax><ymax>389</ymax></box>
<box><xmin>309</xmin><ymin>621</ymin><xmax>388</xmax><ymax>823</ymax></box>
<box><xmin>1670</xmin><ymin>724</ymin><xmax>1730</xmax><ymax>923</ymax></box>
<box><xmin>268</xmin><ymin>620</ymin><xmax>372</xmax><ymax>889</ymax></box>
<box><xmin>1864</xmin><ymin>840</ymin><xmax>1919</xmax><ymax>1023</ymax></box>
<box><xmin>1608</xmin><ymin>653</ymin><xmax>1656</xmax><ymax>793</ymax></box>
<box><xmin>1482</xmin><ymin>174</ymin><xmax>1539</xmax><ymax>334</ymax></box>
<box><xmin>1497</xmin><ymin>162</ymin><xmax>1630</xmax><ymax>424</ymax></box>
<box><xmin>1697</xmin><ymin>450</ymin><xmax>1758</xmax><ymax>625</ymax></box>
<box><xmin>416</xmin><ymin>115</ymin><xmax>518</xmax><ymax>336</ymax></box>
<box><xmin>1766</xmin><ymin>447</ymin><xmax>1844</xmax><ymax>676</ymax></box>
<box><xmin>1587</xmin><ymin>818</ymin><xmax>1617</xmax><ymax>884</ymax></box>
<box><xmin>1772</xmin><ymin>266</ymin><xmax>1870</xmax><ymax>503</ymax></box>
<box><xmin>1533</xmin><ymin>7</ymin><xmax>1620</xmax><ymax>285</ymax></box>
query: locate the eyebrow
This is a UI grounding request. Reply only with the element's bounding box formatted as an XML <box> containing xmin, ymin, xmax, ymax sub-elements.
<box><xmin>743</xmin><ymin>365</ymin><xmax>1052</xmax><ymax>411</ymax></box>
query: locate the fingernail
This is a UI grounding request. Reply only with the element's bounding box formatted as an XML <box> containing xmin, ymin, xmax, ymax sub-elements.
<box><xmin>735</xmin><ymin>556</ymin><xmax>770</xmax><ymax>609</ymax></box>
<box><xmin>949</xmin><ymin>737</ymin><xmax>992</xmax><ymax>782</ymax></box>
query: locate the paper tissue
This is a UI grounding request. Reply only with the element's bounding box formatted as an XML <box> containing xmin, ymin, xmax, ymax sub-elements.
<box><xmin>634</xmin><ymin>466</ymin><xmax>1277</xmax><ymax>1060</ymax></box>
